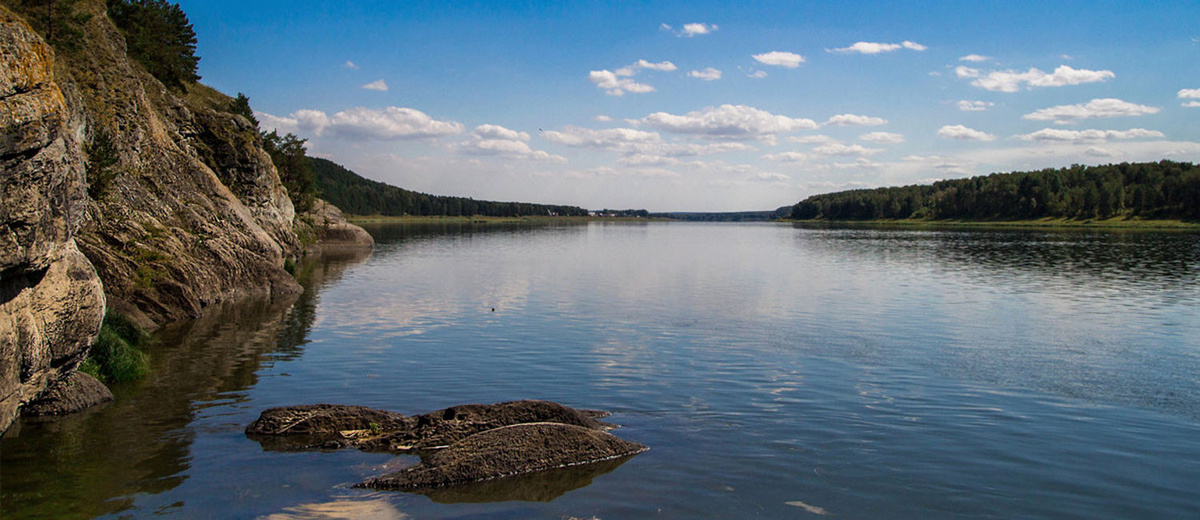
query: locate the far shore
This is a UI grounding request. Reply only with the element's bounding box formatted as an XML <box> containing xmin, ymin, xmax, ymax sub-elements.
<box><xmin>345</xmin><ymin>215</ymin><xmax>668</xmax><ymax>224</ymax></box>
<box><xmin>786</xmin><ymin>217</ymin><xmax>1200</xmax><ymax>230</ymax></box>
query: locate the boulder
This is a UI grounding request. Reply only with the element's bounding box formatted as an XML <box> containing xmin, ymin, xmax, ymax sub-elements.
<box><xmin>245</xmin><ymin>399</ymin><xmax>615</xmax><ymax>452</ymax></box>
<box><xmin>358</xmin><ymin>422</ymin><xmax>648</xmax><ymax>491</ymax></box>
<box><xmin>20</xmin><ymin>371</ymin><xmax>112</xmax><ymax>417</ymax></box>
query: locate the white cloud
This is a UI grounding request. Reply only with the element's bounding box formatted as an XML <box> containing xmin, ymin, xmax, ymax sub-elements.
<box><xmin>788</xmin><ymin>135</ymin><xmax>837</xmax><ymax>144</ymax></box>
<box><xmin>832</xmin><ymin>158</ymin><xmax>884</xmax><ymax>170</ymax></box>
<box><xmin>688</xmin><ymin>67</ymin><xmax>723</xmax><ymax>81</ymax></box>
<box><xmin>964</xmin><ymin>65</ymin><xmax>1114</xmax><ymax>92</ymax></box>
<box><xmin>616</xmin><ymin>59</ymin><xmax>678</xmax><ymax>75</ymax></box>
<box><xmin>812</xmin><ymin>143</ymin><xmax>884</xmax><ymax>156</ymax></box>
<box><xmin>957</xmin><ymin>100</ymin><xmax>994</xmax><ymax>112</ymax></box>
<box><xmin>594</xmin><ymin>115</ymin><xmax>613</xmax><ymax>122</ymax></box>
<box><xmin>753</xmin><ymin>51</ymin><xmax>806</xmax><ymax>68</ymax></box>
<box><xmin>902</xmin><ymin>155</ymin><xmax>975</xmax><ymax>176</ymax></box>
<box><xmin>1022</xmin><ymin>98</ymin><xmax>1160</xmax><ymax>124</ymax></box>
<box><xmin>1085</xmin><ymin>147</ymin><xmax>1113</xmax><ymax>157</ymax></box>
<box><xmin>589</xmin><ymin>70</ymin><xmax>656</xmax><ymax>96</ymax></box>
<box><xmin>748</xmin><ymin>70</ymin><xmax>768</xmax><ymax>79</ymax></box>
<box><xmin>461</xmin><ymin>124</ymin><xmax>565</xmax><ymax>162</ymax></box>
<box><xmin>362</xmin><ymin>79</ymin><xmax>389</xmax><ymax>91</ymax></box>
<box><xmin>830</xmin><ymin>41</ymin><xmax>926</xmax><ymax>54</ymax></box>
<box><xmin>257</xmin><ymin>107</ymin><xmax>463</xmax><ymax>140</ymax></box>
<box><xmin>1179</xmin><ymin>88</ymin><xmax>1200</xmax><ymax>99</ymax></box>
<box><xmin>959</xmin><ymin>54</ymin><xmax>990</xmax><ymax>62</ymax></box>
<box><xmin>860</xmin><ymin>131</ymin><xmax>905</xmax><ymax>144</ymax></box>
<box><xmin>590</xmin><ymin>59</ymin><xmax>677</xmax><ymax>95</ymax></box>
<box><xmin>938</xmin><ymin>124</ymin><xmax>996</xmax><ymax>141</ymax></box>
<box><xmin>763</xmin><ymin>151</ymin><xmax>809</xmax><ymax>162</ymax></box>
<box><xmin>1184</xmin><ymin>101</ymin><xmax>1200</xmax><ymax>108</ymax></box>
<box><xmin>344</xmin><ymin>60</ymin><xmax>360</xmax><ymax>70</ymax></box>
<box><xmin>542</xmin><ymin>126</ymin><xmax>661</xmax><ymax>150</ymax></box>
<box><xmin>640</xmin><ymin>104</ymin><xmax>818</xmax><ymax>140</ymax></box>
<box><xmin>824</xmin><ymin>113</ymin><xmax>887</xmax><ymax>126</ymax></box>
<box><xmin>541</xmin><ymin>125</ymin><xmax>753</xmax><ymax>157</ymax></box>
<box><xmin>472</xmin><ymin>124</ymin><xmax>529</xmax><ymax>142</ymax></box>
<box><xmin>1012</xmin><ymin>128</ymin><xmax>1166</xmax><ymax>143</ymax></box>
<box><xmin>681</xmin><ymin>23</ymin><xmax>718</xmax><ymax>37</ymax></box>
<box><xmin>255</xmin><ymin>111</ymin><xmax>300</xmax><ymax>134</ymax></box>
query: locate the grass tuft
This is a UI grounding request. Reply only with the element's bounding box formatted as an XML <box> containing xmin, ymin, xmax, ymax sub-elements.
<box><xmin>79</xmin><ymin>311</ymin><xmax>150</xmax><ymax>384</ymax></box>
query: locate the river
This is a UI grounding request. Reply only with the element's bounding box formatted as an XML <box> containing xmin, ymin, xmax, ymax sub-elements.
<box><xmin>3</xmin><ymin>221</ymin><xmax>1199</xmax><ymax>519</ymax></box>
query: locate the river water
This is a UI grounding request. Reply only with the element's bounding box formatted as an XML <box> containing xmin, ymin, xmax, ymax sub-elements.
<box><xmin>3</xmin><ymin>222</ymin><xmax>1199</xmax><ymax>519</ymax></box>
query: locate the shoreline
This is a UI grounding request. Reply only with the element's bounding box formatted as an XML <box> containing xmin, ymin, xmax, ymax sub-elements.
<box><xmin>785</xmin><ymin>217</ymin><xmax>1200</xmax><ymax>231</ymax></box>
<box><xmin>346</xmin><ymin>215</ymin><xmax>668</xmax><ymax>224</ymax></box>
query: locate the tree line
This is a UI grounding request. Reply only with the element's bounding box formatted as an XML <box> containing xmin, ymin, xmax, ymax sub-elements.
<box><xmin>791</xmin><ymin>161</ymin><xmax>1200</xmax><ymax>221</ymax></box>
<box><xmin>311</xmin><ymin>157</ymin><xmax>588</xmax><ymax>218</ymax></box>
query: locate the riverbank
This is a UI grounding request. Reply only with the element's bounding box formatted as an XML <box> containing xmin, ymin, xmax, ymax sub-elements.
<box><xmin>345</xmin><ymin>215</ymin><xmax>667</xmax><ymax>224</ymax></box>
<box><xmin>787</xmin><ymin>217</ymin><xmax>1200</xmax><ymax>231</ymax></box>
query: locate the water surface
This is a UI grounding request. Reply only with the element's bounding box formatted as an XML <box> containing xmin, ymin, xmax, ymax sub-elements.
<box><xmin>3</xmin><ymin>222</ymin><xmax>1199</xmax><ymax>519</ymax></box>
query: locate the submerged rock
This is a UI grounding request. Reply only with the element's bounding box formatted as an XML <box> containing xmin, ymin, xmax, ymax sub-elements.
<box><xmin>416</xmin><ymin>455</ymin><xmax>635</xmax><ymax>504</ymax></box>
<box><xmin>358</xmin><ymin>422</ymin><xmax>648</xmax><ymax>491</ymax></box>
<box><xmin>20</xmin><ymin>371</ymin><xmax>112</xmax><ymax>417</ymax></box>
<box><xmin>247</xmin><ymin>400</ymin><xmax>647</xmax><ymax>497</ymax></box>
<box><xmin>246</xmin><ymin>399</ymin><xmax>616</xmax><ymax>452</ymax></box>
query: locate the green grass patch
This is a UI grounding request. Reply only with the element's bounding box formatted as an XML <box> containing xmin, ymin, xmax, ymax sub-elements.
<box><xmin>78</xmin><ymin>311</ymin><xmax>150</xmax><ymax>384</ymax></box>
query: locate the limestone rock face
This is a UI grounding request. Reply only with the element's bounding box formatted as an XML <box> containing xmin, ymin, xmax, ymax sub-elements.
<box><xmin>48</xmin><ymin>0</ymin><xmax>304</xmax><ymax>327</ymax></box>
<box><xmin>1</xmin><ymin>8</ymin><xmax>105</xmax><ymax>432</ymax></box>
<box><xmin>300</xmin><ymin>200</ymin><xmax>374</xmax><ymax>252</ymax></box>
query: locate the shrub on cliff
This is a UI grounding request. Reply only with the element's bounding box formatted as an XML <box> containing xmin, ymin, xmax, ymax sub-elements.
<box><xmin>85</xmin><ymin>127</ymin><xmax>119</xmax><ymax>199</ymax></box>
<box><xmin>106</xmin><ymin>0</ymin><xmax>199</xmax><ymax>90</ymax></box>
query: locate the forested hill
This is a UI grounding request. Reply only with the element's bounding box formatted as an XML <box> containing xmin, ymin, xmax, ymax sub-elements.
<box><xmin>650</xmin><ymin>210</ymin><xmax>788</xmax><ymax>222</ymax></box>
<box><xmin>791</xmin><ymin>161</ymin><xmax>1200</xmax><ymax>221</ymax></box>
<box><xmin>311</xmin><ymin>157</ymin><xmax>587</xmax><ymax>217</ymax></box>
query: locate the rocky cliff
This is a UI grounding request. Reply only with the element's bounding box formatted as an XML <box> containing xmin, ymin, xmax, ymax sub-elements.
<box><xmin>1</xmin><ymin>1</ymin><xmax>371</xmax><ymax>433</ymax></box>
<box><xmin>1</xmin><ymin>7</ymin><xmax>106</xmax><ymax>432</ymax></box>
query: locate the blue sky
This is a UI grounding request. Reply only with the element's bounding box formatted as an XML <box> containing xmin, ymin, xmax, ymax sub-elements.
<box><xmin>180</xmin><ymin>0</ymin><xmax>1200</xmax><ymax>211</ymax></box>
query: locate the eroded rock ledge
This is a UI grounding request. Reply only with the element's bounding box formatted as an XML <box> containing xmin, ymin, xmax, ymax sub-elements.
<box><xmin>246</xmin><ymin>400</ymin><xmax>647</xmax><ymax>493</ymax></box>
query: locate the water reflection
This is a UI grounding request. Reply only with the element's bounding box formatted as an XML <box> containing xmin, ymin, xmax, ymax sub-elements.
<box><xmin>419</xmin><ymin>456</ymin><xmax>636</xmax><ymax>504</ymax></box>
<box><xmin>0</xmin><ymin>248</ymin><xmax>371</xmax><ymax>520</ymax></box>
<box><xmin>260</xmin><ymin>495</ymin><xmax>408</xmax><ymax>520</ymax></box>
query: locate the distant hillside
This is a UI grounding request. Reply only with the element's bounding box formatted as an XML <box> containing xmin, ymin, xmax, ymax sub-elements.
<box><xmin>791</xmin><ymin>161</ymin><xmax>1200</xmax><ymax>221</ymax></box>
<box><xmin>651</xmin><ymin>210</ymin><xmax>788</xmax><ymax>222</ymax></box>
<box><xmin>311</xmin><ymin>157</ymin><xmax>587</xmax><ymax>217</ymax></box>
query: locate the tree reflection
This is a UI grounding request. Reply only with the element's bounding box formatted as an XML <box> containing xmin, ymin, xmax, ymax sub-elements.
<box><xmin>0</xmin><ymin>248</ymin><xmax>371</xmax><ymax>520</ymax></box>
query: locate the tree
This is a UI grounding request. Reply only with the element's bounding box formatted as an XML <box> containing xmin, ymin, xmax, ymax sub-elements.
<box><xmin>261</xmin><ymin>130</ymin><xmax>317</xmax><ymax>212</ymax></box>
<box><xmin>229</xmin><ymin>92</ymin><xmax>259</xmax><ymax>129</ymax></box>
<box><xmin>7</xmin><ymin>0</ymin><xmax>92</xmax><ymax>50</ymax></box>
<box><xmin>106</xmin><ymin>0</ymin><xmax>200</xmax><ymax>89</ymax></box>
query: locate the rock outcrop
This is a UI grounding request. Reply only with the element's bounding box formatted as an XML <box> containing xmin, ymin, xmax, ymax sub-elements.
<box><xmin>59</xmin><ymin>0</ymin><xmax>303</xmax><ymax>328</ymax></box>
<box><xmin>1</xmin><ymin>1</ymin><xmax>372</xmax><ymax>433</ymax></box>
<box><xmin>1</xmin><ymin>8</ymin><xmax>106</xmax><ymax>432</ymax></box>
<box><xmin>359</xmin><ymin>422</ymin><xmax>648</xmax><ymax>491</ymax></box>
<box><xmin>246</xmin><ymin>399</ymin><xmax>614</xmax><ymax>452</ymax></box>
<box><xmin>247</xmin><ymin>400</ymin><xmax>647</xmax><ymax>495</ymax></box>
<box><xmin>20</xmin><ymin>370</ymin><xmax>112</xmax><ymax>417</ymax></box>
<box><xmin>299</xmin><ymin>200</ymin><xmax>374</xmax><ymax>253</ymax></box>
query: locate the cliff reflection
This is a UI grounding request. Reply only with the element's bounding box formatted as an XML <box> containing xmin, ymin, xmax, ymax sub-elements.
<box><xmin>0</xmin><ymin>248</ymin><xmax>371</xmax><ymax>520</ymax></box>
